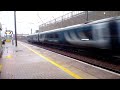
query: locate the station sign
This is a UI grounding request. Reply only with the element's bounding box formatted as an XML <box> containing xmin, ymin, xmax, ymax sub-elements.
<box><xmin>5</xmin><ymin>30</ymin><xmax>13</xmax><ymax>34</ymax></box>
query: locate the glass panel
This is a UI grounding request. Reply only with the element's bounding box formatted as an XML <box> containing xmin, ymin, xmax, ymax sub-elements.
<box><xmin>82</xmin><ymin>29</ymin><xmax>93</xmax><ymax>40</ymax></box>
<box><xmin>78</xmin><ymin>26</ymin><xmax>93</xmax><ymax>40</ymax></box>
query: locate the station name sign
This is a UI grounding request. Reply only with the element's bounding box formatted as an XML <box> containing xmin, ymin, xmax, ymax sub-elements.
<box><xmin>5</xmin><ymin>30</ymin><xmax>13</xmax><ymax>34</ymax></box>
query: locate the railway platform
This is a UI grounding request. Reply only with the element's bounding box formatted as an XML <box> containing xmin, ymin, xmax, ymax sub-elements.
<box><xmin>0</xmin><ymin>41</ymin><xmax>120</xmax><ymax>79</ymax></box>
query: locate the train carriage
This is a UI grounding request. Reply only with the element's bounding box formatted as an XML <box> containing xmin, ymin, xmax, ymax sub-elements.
<box><xmin>26</xmin><ymin>16</ymin><xmax>120</xmax><ymax>51</ymax></box>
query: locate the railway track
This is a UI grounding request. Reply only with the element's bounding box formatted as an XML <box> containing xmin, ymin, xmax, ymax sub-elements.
<box><xmin>21</xmin><ymin>40</ymin><xmax>120</xmax><ymax>74</ymax></box>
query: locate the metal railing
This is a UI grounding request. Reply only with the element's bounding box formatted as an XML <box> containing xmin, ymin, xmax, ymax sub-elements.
<box><xmin>39</xmin><ymin>11</ymin><xmax>85</xmax><ymax>31</ymax></box>
<box><xmin>39</xmin><ymin>11</ymin><xmax>84</xmax><ymax>27</ymax></box>
<box><xmin>39</xmin><ymin>11</ymin><xmax>120</xmax><ymax>32</ymax></box>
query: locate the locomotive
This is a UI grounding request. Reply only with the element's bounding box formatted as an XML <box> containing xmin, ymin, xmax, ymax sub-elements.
<box><xmin>27</xmin><ymin>16</ymin><xmax>120</xmax><ymax>51</ymax></box>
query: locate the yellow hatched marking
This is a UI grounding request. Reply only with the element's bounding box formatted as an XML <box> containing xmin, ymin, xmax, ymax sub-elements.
<box><xmin>0</xmin><ymin>64</ymin><xmax>2</xmax><ymax>72</ymax></box>
<box><xmin>6</xmin><ymin>55</ymin><xmax>12</xmax><ymax>59</ymax></box>
<box><xmin>6</xmin><ymin>39</ymin><xmax>11</xmax><ymax>42</ymax></box>
<box><xmin>20</xmin><ymin>42</ymin><xmax>83</xmax><ymax>79</ymax></box>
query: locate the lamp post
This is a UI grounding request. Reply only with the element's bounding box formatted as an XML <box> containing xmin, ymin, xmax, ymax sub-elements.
<box><xmin>86</xmin><ymin>11</ymin><xmax>88</xmax><ymax>22</ymax></box>
<box><xmin>11</xmin><ymin>31</ymin><xmax>14</xmax><ymax>45</ymax></box>
<box><xmin>29</xmin><ymin>22</ymin><xmax>39</xmax><ymax>34</ymax></box>
<box><xmin>31</xmin><ymin>28</ymin><xmax>32</xmax><ymax>34</ymax></box>
<box><xmin>14</xmin><ymin>11</ymin><xmax>17</xmax><ymax>47</ymax></box>
<box><xmin>29</xmin><ymin>23</ymin><xmax>34</xmax><ymax>34</ymax></box>
<box><xmin>17</xmin><ymin>21</ymin><xmax>37</xmax><ymax>35</ymax></box>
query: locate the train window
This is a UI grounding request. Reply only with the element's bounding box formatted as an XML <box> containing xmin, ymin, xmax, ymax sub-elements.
<box><xmin>116</xmin><ymin>20</ymin><xmax>120</xmax><ymax>38</ymax></box>
<box><xmin>82</xmin><ymin>30</ymin><xmax>93</xmax><ymax>40</ymax></box>
<box><xmin>101</xmin><ymin>23</ymin><xmax>110</xmax><ymax>38</ymax></box>
<box><xmin>109</xmin><ymin>21</ymin><xmax>118</xmax><ymax>37</ymax></box>
<box><xmin>41</xmin><ymin>34</ymin><xmax>44</xmax><ymax>38</ymax></box>
<box><xmin>46</xmin><ymin>34</ymin><xmax>49</xmax><ymax>38</ymax></box>
<box><xmin>44</xmin><ymin>33</ymin><xmax>59</xmax><ymax>39</ymax></box>
<box><xmin>47</xmin><ymin>34</ymin><xmax>51</xmax><ymax>38</ymax></box>
<box><xmin>54</xmin><ymin>33</ymin><xmax>59</xmax><ymax>38</ymax></box>
<box><xmin>49</xmin><ymin>34</ymin><xmax>53</xmax><ymax>38</ymax></box>
<box><xmin>39</xmin><ymin>35</ymin><xmax>41</xmax><ymax>38</ymax></box>
<box><xmin>68</xmin><ymin>31</ymin><xmax>73</xmax><ymax>39</ymax></box>
<box><xmin>78</xmin><ymin>26</ymin><xmax>93</xmax><ymax>40</ymax></box>
<box><xmin>52</xmin><ymin>33</ymin><xmax>59</xmax><ymax>38</ymax></box>
<box><xmin>94</xmin><ymin>22</ymin><xmax>110</xmax><ymax>39</ymax></box>
<box><xmin>46</xmin><ymin>34</ymin><xmax>48</xmax><ymax>38</ymax></box>
<box><xmin>74</xmin><ymin>29</ymin><xmax>81</xmax><ymax>39</ymax></box>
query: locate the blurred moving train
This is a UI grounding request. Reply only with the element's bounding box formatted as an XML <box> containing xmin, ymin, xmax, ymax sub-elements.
<box><xmin>27</xmin><ymin>16</ymin><xmax>120</xmax><ymax>51</ymax></box>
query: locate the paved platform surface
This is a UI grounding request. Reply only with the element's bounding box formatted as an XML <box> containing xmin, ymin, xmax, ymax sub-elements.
<box><xmin>0</xmin><ymin>41</ymin><xmax>120</xmax><ymax>79</ymax></box>
<box><xmin>0</xmin><ymin>42</ymin><xmax>75</xmax><ymax>79</ymax></box>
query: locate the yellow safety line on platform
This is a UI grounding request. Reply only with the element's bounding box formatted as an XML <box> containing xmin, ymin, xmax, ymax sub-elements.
<box><xmin>19</xmin><ymin>42</ymin><xmax>83</xmax><ymax>79</ymax></box>
<box><xmin>0</xmin><ymin>64</ymin><xmax>2</xmax><ymax>72</ymax></box>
